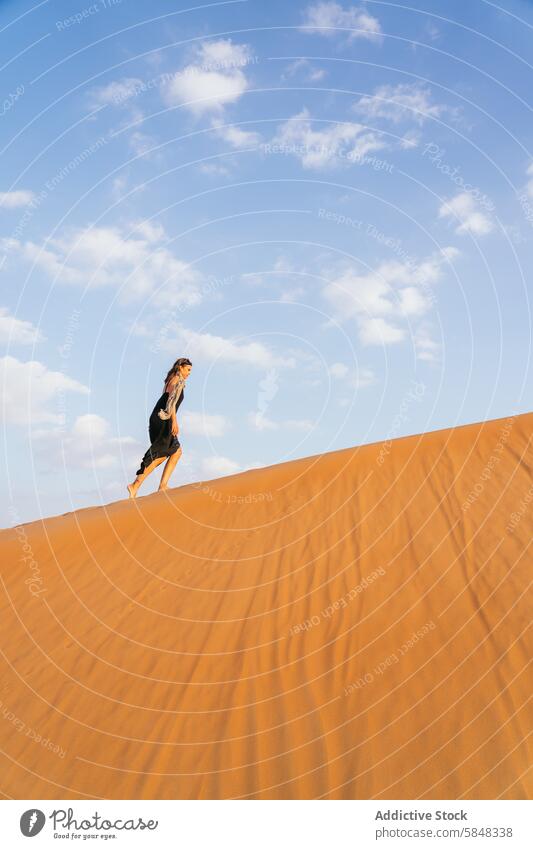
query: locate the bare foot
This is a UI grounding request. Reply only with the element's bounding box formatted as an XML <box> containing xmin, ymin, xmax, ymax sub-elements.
<box><xmin>127</xmin><ymin>483</ymin><xmax>138</xmax><ymax>499</ymax></box>
<box><xmin>158</xmin><ymin>484</ymin><xmax>169</xmax><ymax>492</ymax></box>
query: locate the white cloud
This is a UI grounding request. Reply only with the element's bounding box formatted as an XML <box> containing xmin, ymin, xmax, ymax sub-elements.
<box><xmin>247</xmin><ymin>411</ymin><xmax>313</xmax><ymax>431</ymax></box>
<box><xmin>0</xmin><ymin>190</ymin><xmax>35</xmax><ymax>208</ymax></box>
<box><xmin>285</xmin><ymin>418</ymin><xmax>314</xmax><ymax>430</ymax></box>
<box><xmin>129</xmin><ymin>129</ymin><xmax>158</xmax><ymax>158</ymax></box>
<box><xmin>32</xmin><ymin>413</ymin><xmax>139</xmax><ymax>470</ymax></box>
<box><xmin>130</xmin><ymin>218</ymin><xmax>166</xmax><ymax>243</ymax></box>
<box><xmin>201</xmin><ymin>455</ymin><xmax>241</xmax><ymax>476</ymax></box>
<box><xmin>399</xmin><ymin>130</ymin><xmax>421</xmax><ymax>149</ymax></box>
<box><xmin>505</xmin><ymin>224</ymin><xmax>527</xmax><ymax>245</ymax></box>
<box><xmin>525</xmin><ymin>162</ymin><xmax>533</xmax><ymax>199</ymax></box>
<box><xmin>111</xmin><ymin>174</ymin><xmax>129</xmax><ymax>199</ymax></box>
<box><xmin>439</xmin><ymin>192</ymin><xmax>494</xmax><ymax>235</ymax></box>
<box><xmin>88</xmin><ymin>78</ymin><xmax>144</xmax><ymax>108</ymax></box>
<box><xmin>0</xmin><ymin>355</ymin><xmax>89</xmax><ymax>425</ymax></box>
<box><xmin>0</xmin><ymin>307</ymin><xmax>44</xmax><ymax>346</ymax></box>
<box><xmin>279</xmin><ymin>286</ymin><xmax>306</xmax><ymax>302</ymax></box>
<box><xmin>163</xmin><ymin>39</ymin><xmax>253</xmax><ymax>115</ymax></box>
<box><xmin>322</xmin><ymin>247</ymin><xmax>455</xmax><ymax>346</ymax></box>
<box><xmin>330</xmin><ymin>362</ymin><xmax>376</xmax><ymax>388</ymax></box>
<box><xmin>166</xmin><ymin>70</ymin><xmax>246</xmax><ymax>114</ymax></box>
<box><xmin>248</xmin><ymin>410</ymin><xmax>278</xmax><ymax>431</ymax></box>
<box><xmin>354</xmin><ymin>83</ymin><xmax>450</xmax><ymax>126</ymax></box>
<box><xmin>271</xmin><ymin>107</ymin><xmax>386</xmax><ymax>170</ymax></box>
<box><xmin>157</xmin><ymin>323</ymin><xmax>296</xmax><ymax>369</ymax></box>
<box><xmin>273</xmin><ymin>256</ymin><xmax>295</xmax><ymax>274</ymax></box>
<box><xmin>355</xmin><ymin>366</ymin><xmax>376</xmax><ymax>388</ymax></box>
<box><xmin>282</xmin><ymin>58</ymin><xmax>326</xmax><ymax>82</ymax></box>
<box><xmin>324</xmin><ymin>263</ymin><xmax>396</xmax><ymax>319</ymax></box>
<box><xmin>181</xmin><ymin>410</ymin><xmax>231</xmax><ymax>437</ymax></box>
<box><xmin>8</xmin><ymin>220</ymin><xmax>204</xmax><ymax>309</ymax></box>
<box><xmin>200</xmin><ymin>39</ymin><xmax>252</xmax><ymax>67</ymax></box>
<box><xmin>241</xmin><ymin>271</ymin><xmax>264</xmax><ymax>287</ymax></box>
<box><xmin>199</xmin><ymin>161</ymin><xmax>232</xmax><ymax>177</ymax></box>
<box><xmin>87</xmin><ymin>81</ymin><xmax>162</xmax><ymax>161</ymax></box>
<box><xmin>415</xmin><ymin>323</ymin><xmax>441</xmax><ymax>362</ymax></box>
<box><xmin>301</xmin><ymin>2</ymin><xmax>382</xmax><ymax>41</ymax></box>
<box><xmin>329</xmin><ymin>362</ymin><xmax>349</xmax><ymax>378</ymax></box>
<box><xmin>434</xmin><ymin>245</ymin><xmax>460</xmax><ymax>263</ymax></box>
<box><xmin>243</xmin><ymin>256</ymin><xmax>305</xmax><ymax>296</ymax></box>
<box><xmin>211</xmin><ymin>120</ymin><xmax>261</xmax><ymax>147</ymax></box>
<box><xmin>359</xmin><ymin>317</ymin><xmax>405</xmax><ymax>345</ymax></box>
<box><xmin>398</xmin><ymin>286</ymin><xmax>430</xmax><ymax>317</ymax></box>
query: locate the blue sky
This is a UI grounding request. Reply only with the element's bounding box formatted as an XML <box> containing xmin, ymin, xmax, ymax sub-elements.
<box><xmin>1</xmin><ymin>0</ymin><xmax>532</xmax><ymax>526</ymax></box>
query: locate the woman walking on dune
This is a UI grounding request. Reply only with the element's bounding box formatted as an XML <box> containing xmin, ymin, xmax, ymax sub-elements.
<box><xmin>128</xmin><ymin>357</ymin><xmax>192</xmax><ymax>498</ymax></box>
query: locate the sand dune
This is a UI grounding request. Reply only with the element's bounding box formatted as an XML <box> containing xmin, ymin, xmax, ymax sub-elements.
<box><xmin>0</xmin><ymin>412</ymin><xmax>531</xmax><ymax>799</ymax></box>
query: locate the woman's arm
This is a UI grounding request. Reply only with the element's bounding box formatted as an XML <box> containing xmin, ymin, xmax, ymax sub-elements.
<box><xmin>167</xmin><ymin>376</ymin><xmax>182</xmax><ymax>434</ymax></box>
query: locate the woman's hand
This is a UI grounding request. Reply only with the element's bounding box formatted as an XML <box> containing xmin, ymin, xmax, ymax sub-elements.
<box><xmin>171</xmin><ymin>419</ymin><xmax>179</xmax><ymax>437</ymax></box>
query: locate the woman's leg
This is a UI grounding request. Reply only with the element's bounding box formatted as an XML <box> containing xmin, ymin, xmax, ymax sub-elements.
<box><xmin>127</xmin><ymin>456</ymin><xmax>166</xmax><ymax>498</ymax></box>
<box><xmin>158</xmin><ymin>447</ymin><xmax>183</xmax><ymax>491</ymax></box>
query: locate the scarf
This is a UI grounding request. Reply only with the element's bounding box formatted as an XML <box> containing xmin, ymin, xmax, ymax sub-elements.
<box><xmin>158</xmin><ymin>375</ymin><xmax>185</xmax><ymax>420</ymax></box>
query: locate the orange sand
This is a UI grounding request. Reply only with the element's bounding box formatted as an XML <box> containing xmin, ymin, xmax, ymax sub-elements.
<box><xmin>0</xmin><ymin>412</ymin><xmax>531</xmax><ymax>799</ymax></box>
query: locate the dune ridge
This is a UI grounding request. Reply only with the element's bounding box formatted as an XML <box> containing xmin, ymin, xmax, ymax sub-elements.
<box><xmin>0</xmin><ymin>412</ymin><xmax>531</xmax><ymax>799</ymax></box>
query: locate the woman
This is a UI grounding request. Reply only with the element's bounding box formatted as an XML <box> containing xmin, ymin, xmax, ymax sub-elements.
<box><xmin>127</xmin><ymin>357</ymin><xmax>192</xmax><ymax>498</ymax></box>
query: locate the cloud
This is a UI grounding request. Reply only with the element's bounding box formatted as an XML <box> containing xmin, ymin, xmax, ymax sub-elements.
<box><xmin>199</xmin><ymin>161</ymin><xmax>232</xmax><ymax>177</ymax></box>
<box><xmin>200</xmin><ymin>39</ymin><xmax>252</xmax><ymax>67</ymax></box>
<box><xmin>425</xmin><ymin>22</ymin><xmax>440</xmax><ymax>41</ymax></box>
<box><xmin>0</xmin><ymin>190</ymin><xmax>36</xmax><ymax>208</ymax></box>
<box><xmin>355</xmin><ymin>366</ymin><xmax>376</xmax><ymax>388</ymax></box>
<box><xmin>201</xmin><ymin>455</ymin><xmax>241</xmax><ymax>476</ymax></box>
<box><xmin>282</xmin><ymin>58</ymin><xmax>326</xmax><ymax>82</ymax></box>
<box><xmin>181</xmin><ymin>410</ymin><xmax>231</xmax><ymax>437</ymax></box>
<box><xmin>211</xmin><ymin>120</ymin><xmax>261</xmax><ymax>147</ymax></box>
<box><xmin>324</xmin><ymin>263</ymin><xmax>397</xmax><ymax>319</ymax></box>
<box><xmin>279</xmin><ymin>286</ymin><xmax>306</xmax><ymax>302</ymax></box>
<box><xmin>248</xmin><ymin>411</ymin><xmax>278</xmax><ymax>431</ymax></box>
<box><xmin>322</xmin><ymin>247</ymin><xmax>456</xmax><ymax>346</ymax></box>
<box><xmin>354</xmin><ymin>82</ymin><xmax>451</xmax><ymax>126</ymax></box>
<box><xmin>330</xmin><ymin>361</ymin><xmax>376</xmax><ymax>388</ymax></box>
<box><xmin>439</xmin><ymin>192</ymin><xmax>494</xmax><ymax>235</ymax></box>
<box><xmin>414</xmin><ymin>323</ymin><xmax>441</xmax><ymax>362</ymax></box>
<box><xmin>0</xmin><ymin>355</ymin><xmax>89</xmax><ymax>425</ymax></box>
<box><xmin>242</xmin><ymin>256</ymin><xmax>299</xmax><ymax>288</ymax></box>
<box><xmin>8</xmin><ymin>220</ymin><xmax>204</xmax><ymax>309</ymax></box>
<box><xmin>359</xmin><ymin>317</ymin><xmax>405</xmax><ymax>345</ymax></box>
<box><xmin>32</xmin><ymin>413</ymin><xmax>139</xmax><ymax>470</ymax></box>
<box><xmin>398</xmin><ymin>285</ymin><xmax>430</xmax><ymax>317</ymax></box>
<box><xmin>88</xmin><ymin>77</ymin><xmax>145</xmax><ymax>108</ymax></box>
<box><xmin>128</xmin><ymin>129</ymin><xmax>159</xmax><ymax>158</ymax></box>
<box><xmin>242</xmin><ymin>256</ymin><xmax>306</xmax><ymax>297</ymax></box>
<box><xmin>156</xmin><ymin>323</ymin><xmax>296</xmax><ymax>369</ymax></box>
<box><xmin>87</xmin><ymin>80</ymin><xmax>163</xmax><ymax>161</ymax></box>
<box><xmin>166</xmin><ymin>70</ymin><xmax>246</xmax><ymax>114</ymax></box>
<box><xmin>271</xmin><ymin>107</ymin><xmax>386</xmax><ymax>170</ymax></box>
<box><xmin>130</xmin><ymin>218</ymin><xmax>166</xmax><ymax>242</ymax></box>
<box><xmin>162</xmin><ymin>39</ymin><xmax>254</xmax><ymax>115</ymax></box>
<box><xmin>399</xmin><ymin>129</ymin><xmax>421</xmax><ymax>149</ymax></box>
<box><xmin>301</xmin><ymin>2</ymin><xmax>382</xmax><ymax>41</ymax></box>
<box><xmin>287</xmin><ymin>418</ymin><xmax>314</xmax><ymax>429</ymax></box>
<box><xmin>0</xmin><ymin>307</ymin><xmax>45</xmax><ymax>346</ymax></box>
<box><xmin>525</xmin><ymin>162</ymin><xmax>533</xmax><ymax>199</ymax></box>
<box><xmin>329</xmin><ymin>362</ymin><xmax>349</xmax><ymax>378</ymax></box>
<box><xmin>247</xmin><ymin>411</ymin><xmax>314</xmax><ymax>431</ymax></box>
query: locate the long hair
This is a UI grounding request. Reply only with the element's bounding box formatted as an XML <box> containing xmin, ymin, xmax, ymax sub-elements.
<box><xmin>164</xmin><ymin>357</ymin><xmax>192</xmax><ymax>389</ymax></box>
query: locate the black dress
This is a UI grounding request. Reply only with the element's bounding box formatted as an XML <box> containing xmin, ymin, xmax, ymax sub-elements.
<box><xmin>135</xmin><ymin>387</ymin><xmax>185</xmax><ymax>476</ymax></box>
